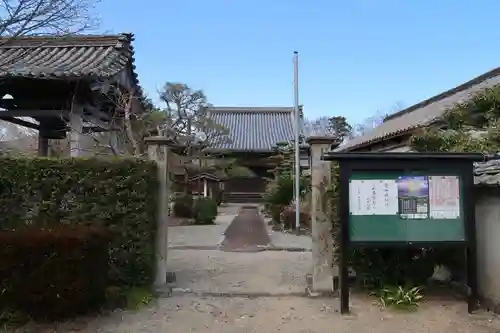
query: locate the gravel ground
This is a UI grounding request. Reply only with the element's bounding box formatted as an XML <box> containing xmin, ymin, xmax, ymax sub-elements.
<box><xmin>169</xmin><ymin>249</ymin><xmax>310</xmax><ymax>294</ymax></box>
<box><xmin>14</xmin><ymin>205</ymin><xmax>500</xmax><ymax>332</ymax></box>
<box><xmin>19</xmin><ymin>294</ymin><xmax>500</xmax><ymax>333</ymax></box>
<box><xmin>267</xmin><ymin>229</ymin><xmax>311</xmax><ymax>250</ymax></box>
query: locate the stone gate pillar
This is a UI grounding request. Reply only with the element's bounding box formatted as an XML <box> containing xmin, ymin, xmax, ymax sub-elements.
<box><xmin>145</xmin><ymin>136</ymin><xmax>172</xmax><ymax>289</ymax></box>
<box><xmin>306</xmin><ymin>136</ymin><xmax>338</xmax><ymax>295</ymax></box>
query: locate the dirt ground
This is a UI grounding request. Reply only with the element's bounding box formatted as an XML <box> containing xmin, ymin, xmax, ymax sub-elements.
<box><xmin>18</xmin><ymin>294</ymin><xmax>500</xmax><ymax>333</ymax></box>
<box><xmin>14</xmin><ymin>205</ymin><xmax>500</xmax><ymax>332</ymax></box>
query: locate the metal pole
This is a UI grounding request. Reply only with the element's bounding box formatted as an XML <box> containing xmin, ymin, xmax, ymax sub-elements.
<box><xmin>293</xmin><ymin>51</ymin><xmax>300</xmax><ymax>235</ymax></box>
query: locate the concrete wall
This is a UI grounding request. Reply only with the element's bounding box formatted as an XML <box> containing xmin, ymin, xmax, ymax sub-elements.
<box><xmin>476</xmin><ymin>188</ymin><xmax>500</xmax><ymax>310</ymax></box>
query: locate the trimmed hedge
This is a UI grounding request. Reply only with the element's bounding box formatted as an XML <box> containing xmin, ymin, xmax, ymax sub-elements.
<box><xmin>0</xmin><ymin>226</ymin><xmax>109</xmax><ymax>320</ymax></box>
<box><xmin>0</xmin><ymin>157</ymin><xmax>158</xmax><ymax>287</ymax></box>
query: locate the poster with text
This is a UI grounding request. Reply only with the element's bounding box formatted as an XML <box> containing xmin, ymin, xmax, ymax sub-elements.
<box><xmin>396</xmin><ymin>176</ymin><xmax>429</xmax><ymax>219</ymax></box>
<box><xmin>428</xmin><ymin>176</ymin><xmax>460</xmax><ymax>219</ymax></box>
<box><xmin>349</xmin><ymin>179</ymin><xmax>398</xmax><ymax>215</ymax></box>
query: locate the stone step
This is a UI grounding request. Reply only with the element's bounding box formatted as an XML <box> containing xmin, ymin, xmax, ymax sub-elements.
<box><xmin>224</xmin><ymin>192</ymin><xmax>264</xmax><ymax>203</ymax></box>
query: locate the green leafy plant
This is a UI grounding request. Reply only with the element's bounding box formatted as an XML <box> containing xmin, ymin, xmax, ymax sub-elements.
<box><xmin>125</xmin><ymin>287</ymin><xmax>154</xmax><ymax>310</ymax></box>
<box><xmin>193</xmin><ymin>197</ymin><xmax>218</xmax><ymax>225</ymax></box>
<box><xmin>379</xmin><ymin>286</ymin><xmax>423</xmax><ymax>310</ymax></box>
<box><xmin>105</xmin><ymin>286</ymin><xmax>154</xmax><ymax>310</ymax></box>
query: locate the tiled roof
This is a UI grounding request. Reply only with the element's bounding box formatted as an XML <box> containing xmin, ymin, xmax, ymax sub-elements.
<box><xmin>336</xmin><ymin>67</ymin><xmax>500</xmax><ymax>152</ymax></box>
<box><xmin>474</xmin><ymin>158</ymin><xmax>500</xmax><ymax>186</ymax></box>
<box><xmin>0</xmin><ymin>33</ymin><xmax>138</xmax><ymax>84</ymax></box>
<box><xmin>206</xmin><ymin>107</ymin><xmax>296</xmax><ymax>152</ymax></box>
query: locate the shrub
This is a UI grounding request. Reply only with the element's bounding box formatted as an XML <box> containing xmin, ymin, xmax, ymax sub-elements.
<box><xmin>263</xmin><ymin>173</ymin><xmax>309</xmax><ymax>225</ymax></box>
<box><xmin>173</xmin><ymin>195</ymin><xmax>194</xmax><ymax>218</ymax></box>
<box><xmin>281</xmin><ymin>202</ymin><xmax>310</xmax><ymax>230</ymax></box>
<box><xmin>0</xmin><ymin>156</ymin><xmax>158</xmax><ymax>287</ymax></box>
<box><xmin>0</xmin><ymin>226</ymin><xmax>109</xmax><ymax>320</ymax></box>
<box><xmin>193</xmin><ymin>197</ymin><xmax>218</xmax><ymax>225</ymax></box>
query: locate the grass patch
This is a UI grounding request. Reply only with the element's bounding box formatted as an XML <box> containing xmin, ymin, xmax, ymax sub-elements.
<box><xmin>105</xmin><ymin>286</ymin><xmax>155</xmax><ymax>310</ymax></box>
<box><xmin>378</xmin><ymin>285</ymin><xmax>423</xmax><ymax>311</ymax></box>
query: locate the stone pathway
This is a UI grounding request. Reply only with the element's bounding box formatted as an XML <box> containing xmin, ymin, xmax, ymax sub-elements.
<box><xmin>168</xmin><ymin>204</ymin><xmax>312</xmax><ymax>251</ymax></box>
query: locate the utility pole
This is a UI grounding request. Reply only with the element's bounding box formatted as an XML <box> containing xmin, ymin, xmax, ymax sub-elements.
<box><xmin>293</xmin><ymin>51</ymin><xmax>301</xmax><ymax>235</ymax></box>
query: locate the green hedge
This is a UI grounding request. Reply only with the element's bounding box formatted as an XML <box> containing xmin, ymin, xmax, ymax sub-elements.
<box><xmin>0</xmin><ymin>157</ymin><xmax>158</xmax><ymax>287</ymax></box>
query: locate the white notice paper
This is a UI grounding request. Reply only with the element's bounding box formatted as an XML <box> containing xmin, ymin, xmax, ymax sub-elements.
<box><xmin>349</xmin><ymin>179</ymin><xmax>398</xmax><ymax>215</ymax></box>
<box><xmin>428</xmin><ymin>176</ymin><xmax>460</xmax><ymax>219</ymax></box>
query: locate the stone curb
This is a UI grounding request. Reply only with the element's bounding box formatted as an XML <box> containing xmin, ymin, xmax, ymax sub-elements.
<box><xmin>168</xmin><ymin>245</ymin><xmax>312</xmax><ymax>252</ymax></box>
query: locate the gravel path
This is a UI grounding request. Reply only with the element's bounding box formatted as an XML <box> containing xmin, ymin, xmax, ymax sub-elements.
<box><xmin>169</xmin><ymin>249</ymin><xmax>310</xmax><ymax>295</ymax></box>
<box><xmin>23</xmin><ymin>295</ymin><xmax>500</xmax><ymax>333</ymax></box>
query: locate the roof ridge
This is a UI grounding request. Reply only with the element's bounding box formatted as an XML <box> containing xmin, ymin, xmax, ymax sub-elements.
<box><xmin>385</xmin><ymin>66</ymin><xmax>500</xmax><ymax>122</ymax></box>
<box><xmin>336</xmin><ymin>66</ymin><xmax>500</xmax><ymax>152</ymax></box>
<box><xmin>0</xmin><ymin>33</ymin><xmax>133</xmax><ymax>48</ymax></box>
<box><xmin>209</xmin><ymin>107</ymin><xmax>294</xmax><ymax>113</ymax></box>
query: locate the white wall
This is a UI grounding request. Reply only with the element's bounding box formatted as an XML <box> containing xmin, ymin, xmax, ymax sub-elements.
<box><xmin>476</xmin><ymin>192</ymin><xmax>500</xmax><ymax>308</ymax></box>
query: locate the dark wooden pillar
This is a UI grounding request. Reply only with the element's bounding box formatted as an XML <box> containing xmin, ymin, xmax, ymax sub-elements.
<box><xmin>38</xmin><ymin>132</ymin><xmax>49</xmax><ymax>156</ymax></box>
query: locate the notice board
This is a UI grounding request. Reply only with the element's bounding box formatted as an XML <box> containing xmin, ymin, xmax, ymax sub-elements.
<box><xmin>348</xmin><ymin>172</ymin><xmax>464</xmax><ymax>242</ymax></box>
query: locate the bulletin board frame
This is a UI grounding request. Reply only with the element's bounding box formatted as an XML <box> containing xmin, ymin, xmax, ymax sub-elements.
<box><xmin>322</xmin><ymin>152</ymin><xmax>484</xmax><ymax>316</ymax></box>
<box><xmin>348</xmin><ymin>171</ymin><xmax>465</xmax><ymax>243</ymax></box>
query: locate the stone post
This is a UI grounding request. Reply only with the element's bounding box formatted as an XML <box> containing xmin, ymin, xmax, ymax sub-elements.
<box><xmin>69</xmin><ymin>105</ymin><xmax>84</xmax><ymax>157</ymax></box>
<box><xmin>306</xmin><ymin>136</ymin><xmax>338</xmax><ymax>295</ymax></box>
<box><xmin>145</xmin><ymin>136</ymin><xmax>172</xmax><ymax>289</ymax></box>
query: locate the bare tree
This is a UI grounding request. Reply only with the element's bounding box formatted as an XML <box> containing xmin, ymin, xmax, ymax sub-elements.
<box><xmin>303</xmin><ymin>115</ymin><xmax>352</xmax><ymax>143</ymax></box>
<box><xmin>82</xmin><ymin>83</ymin><xmax>228</xmax><ymax>159</ymax></box>
<box><xmin>352</xmin><ymin>101</ymin><xmax>406</xmax><ymax>137</ymax></box>
<box><xmin>82</xmin><ymin>86</ymin><xmax>165</xmax><ymax>157</ymax></box>
<box><xmin>0</xmin><ymin>0</ymin><xmax>99</xmax><ymax>40</ymax></box>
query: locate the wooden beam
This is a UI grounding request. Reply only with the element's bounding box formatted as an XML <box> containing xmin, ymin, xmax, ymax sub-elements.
<box><xmin>83</xmin><ymin>103</ymin><xmax>112</xmax><ymax>122</ymax></box>
<box><xmin>0</xmin><ymin>116</ymin><xmax>40</xmax><ymax>130</ymax></box>
<box><xmin>82</xmin><ymin>115</ymin><xmax>117</xmax><ymax>131</ymax></box>
<box><xmin>0</xmin><ymin>99</ymin><xmax>71</xmax><ymax>110</ymax></box>
<box><xmin>82</xmin><ymin>126</ymin><xmax>116</xmax><ymax>133</ymax></box>
<box><xmin>0</xmin><ymin>109</ymin><xmax>69</xmax><ymax>118</ymax></box>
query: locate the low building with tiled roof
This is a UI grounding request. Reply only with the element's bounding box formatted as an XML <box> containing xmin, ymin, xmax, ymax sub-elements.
<box><xmin>206</xmin><ymin>107</ymin><xmax>297</xmax><ymax>152</ymax></box>
<box><xmin>204</xmin><ymin>106</ymin><xmax>307</xmax><ymax>202</ymax></box>
<box><xmin>0</xmin><ymin>33</ymin><xmax>144</xmax><ymax>156</ymax></box>
<box><xmin>336</xmin><ymin>67</ymin><xmax>500</xmax><ymax>153</ymax></box>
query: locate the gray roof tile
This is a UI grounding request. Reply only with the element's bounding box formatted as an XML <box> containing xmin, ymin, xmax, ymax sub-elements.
<box><xmin>207</xmin><ymin>107</ymin><xmax>296</xmax><ymax>152</ymax></box>
<box><xmin>337</xmin><ymin>68</ymin><xmax>500</xmax><ymax>152</ymax></box>
<box><xmin>0</xmin><ymin>33</ymin><xmax>138</xmax><ymax>83</ymax></box>
<box><xmin>474</xmin><ymin>158</ymin><xmax>500</xmax><ymax>186</ymax></box>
